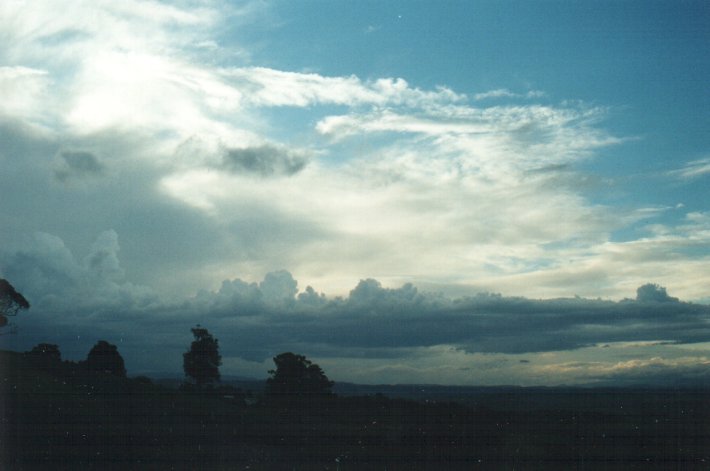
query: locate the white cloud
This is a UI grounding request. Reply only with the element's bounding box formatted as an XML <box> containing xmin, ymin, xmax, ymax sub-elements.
<box><xmin>226</xmin><ymin>67</ymin><xmax>464</xmax><ymax>108</ymax></box>
<box><xmin>474</xmin><ymin>88</ymin><xmax>517</xmax><ymax>100</ymax></box>
<box><xmin>669</xmin><ymin>157</ymin><xmax>710</xmax><ymax>179</ymax></box>
<box><xmin>0</xmin><ymin>66</ymin><xmax>50</xmax><ymax>122</ymax></box>
<box><xmin>537</xmin><ymin>355</ymin><xmax>710</xmax><ymax>386</ymax></box>
<box><xmin>0</xmin><ymin>0</ymin><xmax>706</xmax><ymax>308</ymax></box>
<box><xmin>474</xmin><ymin>88</ymin><xmax>546</xmax><ymax>101</ymax></box>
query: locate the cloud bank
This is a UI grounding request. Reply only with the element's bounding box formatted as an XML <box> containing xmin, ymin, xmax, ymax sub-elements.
<box><xmin>2</xmin><ymin>233</ymin><xmax>710</xmax><ymax>386</ymax></box>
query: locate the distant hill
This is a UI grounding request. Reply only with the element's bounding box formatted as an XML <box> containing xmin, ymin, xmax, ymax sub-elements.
<box><xmin>150</xmin><ymin>369</ymin><xmax>710</xmax><ymax>408</ymax></box>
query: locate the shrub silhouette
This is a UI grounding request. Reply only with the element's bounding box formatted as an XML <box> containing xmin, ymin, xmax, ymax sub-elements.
<box><xmin>86</xmin><ymin>340</ymin><xmax>127</xmax><ymax>377</ymax></box>
<box><xmin>183</xmin><ymin>325</ymin><xmax>221</xmax><ymax>387</ymax></box>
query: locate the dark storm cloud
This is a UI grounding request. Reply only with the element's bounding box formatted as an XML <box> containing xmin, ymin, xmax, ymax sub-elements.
<box><xmin>54</xmin><ymin>150</ymin><xmax>105</xmax><ymax>182</ymax></box>
<box><xmin>3</xmin><ymin>235</ymin><xmax>710</xmax><ymax>377</ymax></box>
<box><xmin>175</xmin><ymin>278</ymin><xmax>710</xmax><ymax>365</ymax></box>
<box><xmin>221</xmin><ymin>145</ymin><xmax>309</xmax><ymax>177</ymax></box>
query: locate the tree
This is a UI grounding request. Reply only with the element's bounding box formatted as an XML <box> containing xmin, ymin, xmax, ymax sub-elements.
<box><xmin>265</xmin><ymin>352</ymin><xmax>334</xmax><ymax>396</ymax></box>
<box><xmin>86</xmin><ymin>340</ymin><xmax>127</xmax><ymax>377</ymax></box>
<box><xmin>0</xmin><ymin>278</ymin><xmax>30</xmax><ymax>329</ymax></box>
<box><xmin>26</xmin><ymin>343</ymin><xmax>62</xmax><ymax>371</ymax></box>
<box><xmin>27</xmin><ymin>343</ymin><xmax>61</xmax><ymax>362</ymax></box>
<box><xmin>183</xmin><ymin>325</ymin><xmax>221</xmax><ymax>387</ymax></box>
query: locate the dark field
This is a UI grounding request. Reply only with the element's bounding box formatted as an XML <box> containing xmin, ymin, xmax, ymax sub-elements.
<box><xmin>2</xmin><ymin>350</ymin><xmax>709</xmax><ymax>470</ymax></box>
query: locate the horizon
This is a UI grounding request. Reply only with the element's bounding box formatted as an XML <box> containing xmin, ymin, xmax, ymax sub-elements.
<box><xmin>1</xmin><ymin>1</ymin><xmax>709</xmax><ymax>387</ymax></box>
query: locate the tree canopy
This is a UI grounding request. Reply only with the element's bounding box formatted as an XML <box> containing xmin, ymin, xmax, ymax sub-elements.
<box><xmin>266</xmin><ymin>352</ymin><xmax>334</xmax><ymax>396</ymax></box>
<box><xmin>86</xmin><ymin>340</ymin><xmax>127</xmax><ymax>377</ymax></box>
<box><xmin>0</xmin><ymin>278</ymin><xmax>30</xmax><ymax>329</ymax></box>
<box><xmin>26</xmin><ymin>343</ymin><xmax>62</xmax><ymax>370</ymax></box>
<box><xmin>183</xmin><ymin>325</ymin><xmax>221</xmax><ymax>386</ymax></box>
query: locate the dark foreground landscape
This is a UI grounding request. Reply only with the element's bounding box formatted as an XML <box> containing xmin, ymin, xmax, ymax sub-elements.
<box><xmin>2</xmin><ymin>350</ymin><xmax>709</xmax><ymax>471</ymax></box>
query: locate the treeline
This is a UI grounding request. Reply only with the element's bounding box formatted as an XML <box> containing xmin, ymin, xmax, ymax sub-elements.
<box><xmin>20</xmin><ymin>323</ymin><xmax>334</xmax><ymax>397</ymax></box>
<box><xmin>2</xmin><ymin>344</ymin><xmax>487</xmax><ymax>470</ymax></box>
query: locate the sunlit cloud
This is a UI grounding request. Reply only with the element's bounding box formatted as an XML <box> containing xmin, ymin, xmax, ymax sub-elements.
<box><xmin>1</xmin><ymin>0</ymin><xmax>708</xmax><ymax>385</ymax></box>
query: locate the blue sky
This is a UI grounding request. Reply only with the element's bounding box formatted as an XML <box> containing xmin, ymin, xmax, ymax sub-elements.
<box><xmin>1</xmin><ymin>0</ymin><xmax>709</xmax><ymax>385</ymax></box>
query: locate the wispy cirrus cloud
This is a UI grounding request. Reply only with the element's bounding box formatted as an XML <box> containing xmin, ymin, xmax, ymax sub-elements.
<box><xmin>668</xmin><ymin>157</ymin><xmax>710</xmax><ymax>180</ymax></box>
<box><xmin>227</xmin><ymin>67</ymin><xmax>464</xmax><ymax>108</ymax></box>
<box><xmin>473</xmin><ymin>88</ymin><xmax>545</xmax><ymax>101</ymax></box>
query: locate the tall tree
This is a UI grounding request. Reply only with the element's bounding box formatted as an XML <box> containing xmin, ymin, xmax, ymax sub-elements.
<box><xmin>0</xmin><ymin>278</ymin><xmax>30</xmax><ymax>329</ymax></box>
<box><xmin>266</xmin><ymin>352</ymin><xmax>334</xmax><ymax>396</ymax></box>
<box><xmin>86</xmin><ymin>340</ymin><xmax>127</xmax><ymax>377</ymax></box>
<box><xmin>183</xmin><ymin>325</ymin><xmax>221</xmax><ymax>387</ymax></box>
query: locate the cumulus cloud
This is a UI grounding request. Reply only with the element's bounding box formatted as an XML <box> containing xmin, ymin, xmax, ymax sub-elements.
<box><xmin>14</xmin><ymin>233</ymin><xmax>702</xmax><ymax>354</ymax></box>
<box><xmin>1</xmin><ymin>230</ymin><xmax>709</xmax><ymax>384</ymax></box>
<box><xmin>84</xmin><ymin>230</ymin><xmax>124</xmax><ymax>282</ymax></box>
<box><xmin>0</xmin><ymin>231</ymin><xmax>154</xmax><ymax>312</ymax></box>
<box><xmin>636</xmin><ymin>283</ymin><xmax>679</xmax><ymax>303</ymax></box>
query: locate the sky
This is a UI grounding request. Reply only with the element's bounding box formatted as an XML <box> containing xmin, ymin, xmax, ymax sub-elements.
<box><xmin>1</xmin><ymin>0</ymin><xmax>710</xmax><ymax>386</ymax></box>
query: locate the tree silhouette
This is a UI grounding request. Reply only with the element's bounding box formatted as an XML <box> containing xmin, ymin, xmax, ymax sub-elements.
<box><xmin>26</xmin><ymin>343</ymin><xmax>62</xmax><ymax>371</ymax></box>
<box><xmin>183</xmin><ymin>325</ymin><xmax>221</xmax><ymax>387</ymax></box>
<box><xmin>27</xmin><ymin>343</ymin><xmax>61</xmax><ymax>361</ymax></box>
<box><xmin>86</xmin><ymin>340</ymin><xmax>127</xmax><ymax>377</ymax></box>
<box><xmin>0</xmin><ymin>278</ymin><xmax>30</xmax><ymax>329</ymax></box>
<box><xmin>266</xmin><ymin>352</ymin><xmax>334</xmax><ymax>396</ymax></box>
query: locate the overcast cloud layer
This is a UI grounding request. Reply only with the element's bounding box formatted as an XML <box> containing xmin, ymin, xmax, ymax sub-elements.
<box><xmin>1</xmin><ymin>1</ymin><xmax>709</xmax><ymax>385</ymax></box>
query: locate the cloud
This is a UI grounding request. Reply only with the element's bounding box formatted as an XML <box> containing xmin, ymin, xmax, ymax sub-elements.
<box><xmin>221</xmin><ymin>145</ymin><xmax>309</xmax><ymax>177</ymax></box>
<box><xmin>84</xmin><ymin>230</ymin><xmax>124</xmax><ymax>282</ymax></box>
<box><xmin>54</xmin><ymin>150</ymin><xmax>105</xmax><ymax>182</ymax></box>
<box><xmin>668</xmin><ymin>157</ymin><xmax>710</xmax><ymax>180</ymax></box>
<box><xmin>0</xmin><ymin>66</ymin><xmax>50</xmax><ymax>121</ymax></box>
<box><xmin>636</xmin><ymin>283</ymin><xmax>679</xmax><ymax>303</ymax></box>
<box><xmin>539</xmin><ymin>355</ymin><xmax>710</xmax><ymax>386</ymax></box>
<box><xmin>259</xmin><ymin>270</ymin><xmax>298</xmax><ymax>305</ymax></box>
<box><xmin>227</xmin><ymin>67</ymin><xmax>465</xmax><ymax>108</ymax></box>
<box><xmin>474</xmin><ymin>88</ymin><xmax>546</xmax><ymax>101</ymax></box>
<box><xmin>1</xmin><ymin>1</ymin><xmax>709</xmax><ymax>386</ymax></box>
<box><xmin>0</xmin><ymin>0</ymin><xmax>649</xmax><ymax>305</ymax></box>
<box><xmin>2</xmin><ymin>230</ymin><xmax>709</xmax><ymax>384</ymax></box>
<box><xmin>9</xmin><ymin>231</ymin><xmax>708</xmax><ymax>355</ymax></box>
<box><xmin>0</xmin><ymin>231</ymin><xmax>154</xmax><ymax>312</ymax></box>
